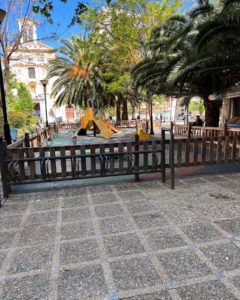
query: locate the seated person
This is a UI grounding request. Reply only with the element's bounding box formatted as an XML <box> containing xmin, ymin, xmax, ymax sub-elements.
<box><xmin>193</xmin><ymin>115</ymin><xmax>204</xmax><ymax>126</ymax></box>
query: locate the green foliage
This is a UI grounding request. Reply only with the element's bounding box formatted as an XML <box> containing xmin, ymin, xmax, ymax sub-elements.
<box><xmin>48</xmin><ymin>35</ymin><xmax>104</xmax><ymax>108</ymax></box>
<box><xmin>7</xmin><ymin>82</ymin><xmax>34</xmax><ymax>113</ymax></box>
<box><xmin>189</xmin><ymin>100</ymin><xmax>205</xmax><ymax>114</ymax></box>
<box><xmin>0</xmin><ymin>111</ymin><xmax>38</xmax><ymax>137</ymax></box>
<box><xmin>1</xmin><ymin>75</ymin><xmax>37</xmax><ymax>137</ymax></box>
<box><xmin>132</xmin><ymin>0</ymin><xmax>240</xmax><ymax>126</ymax></box>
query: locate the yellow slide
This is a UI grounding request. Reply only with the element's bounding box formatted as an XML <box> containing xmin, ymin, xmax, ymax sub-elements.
<box><xmin>99</xmin><ymin>117</ymin><xmax>122</xmax><ymax>134</ymax></box>
<box><xmin>80</xmin><ymin>108</ymin><xmax>113</xmax><ymax>139</ymax></box>
<box><xmin>94</xmin><ymin>119</ymin><xmax>112</xmax><ymax>139</ymax></box>
<box><xmin>138</xmin><ymin>130</ymin><xmax>150</xmax><ymax>141</ymax></box>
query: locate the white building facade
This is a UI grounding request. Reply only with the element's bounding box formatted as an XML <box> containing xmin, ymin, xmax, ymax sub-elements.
<box><xmin>9</xmin><ymin>19</ymin><xmax>77</xmax><ymax>124</ymax></box>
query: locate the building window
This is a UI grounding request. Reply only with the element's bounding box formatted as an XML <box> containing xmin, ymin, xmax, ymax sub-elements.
<box><xmin>28</xmin><ymin>67</ymin><xmax>36</xmax><ymax>79</ymax></box>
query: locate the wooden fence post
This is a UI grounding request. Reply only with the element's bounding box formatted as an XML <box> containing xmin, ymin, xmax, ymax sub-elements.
<box><xmin>134</xmin><ymin>134</ymin><xmax>140</xmax><ymax>182</ymax></box>
<box><xmin>170</xmin><ymin>122</ymin><xmax>175</xmax><ymax>189</ymax></box>
<box><xmin>161</xmin><ymin>128</ymin><xmax>166</xmax><ymax>183</ymax></box>
<box><xmin>188</xmin><ymin>123</ymin><xmax>192</xmax><ymax>139</ymax></box>
<box><xmin>24</xmin><ymin>133</ymin><xmax>30</xmax><ymax>148</ymax></box>
<box><xmin>0</xmin><ymin>138</ymin><xmax>9</xmax><ymax>201</ymax></box>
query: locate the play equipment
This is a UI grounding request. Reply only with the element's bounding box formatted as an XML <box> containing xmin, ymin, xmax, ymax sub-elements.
<box><xmin>138</xmin><ymin>129</ymin><xmax>150</xmax><ymax>141</ymax></box>
<box><xmin>99</xmin><ymin>116</ymin><xmax>122</xmax><ymax>134</ymax></box>
<box><xmin>78</xmin><ymin>108</ymin><xmax>121</xmax><ymax>139</ymax></box>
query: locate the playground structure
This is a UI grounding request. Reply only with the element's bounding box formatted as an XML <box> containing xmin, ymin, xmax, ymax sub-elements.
<box><xmin>78</xmin><ymin>108</ymin><xmax>122</xmax><ymax>139</ymax></box>
<box><xmin>138</xmin><ymin>129</ymin><xmax>150</xmax><ymax>141</ymax></box>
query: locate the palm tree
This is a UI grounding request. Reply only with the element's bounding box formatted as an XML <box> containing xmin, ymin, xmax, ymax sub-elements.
<box><xmin>132</xmin><ymin>0</ymin><xmax>240</xmax><ymax>126</ymax></box>
<box><xmin>48</xmin><ymin>35</ymin><xmax>104</xmax><ymax>109</ymax></box>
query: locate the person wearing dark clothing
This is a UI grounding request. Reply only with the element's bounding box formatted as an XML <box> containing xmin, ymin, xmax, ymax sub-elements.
<box><xmin>194</xmin><ymin>115</ymin><xmax>204</xmax><ymax>126</ymax></box>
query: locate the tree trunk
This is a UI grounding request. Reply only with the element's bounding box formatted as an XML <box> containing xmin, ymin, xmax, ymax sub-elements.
<box><xmin>0</xmin><ymin>57</ymin><xmax>10</xmax><ymax>109</ymax></box>
<box><xmin>204</xmin><ymin>98</ymin><xmax>222</xmax><ymax>127</ymax></box>
<box><xmin>122</xmin><ymin>96</ymin><xmax>128</xmax><ymax>120</ymax></box>
<box><xmin>131</xmin><ymin>105</ymin><xmax>135</xmax><ymax>119</ymax></box>
<box><xmin>116</xmin><ymin>95</ymin><xmax>121</xmax><ymax>122</ymax></box>
<box><xmin>3</xmin><ymin>57</ymin><xmax>10</xmax><ymax>92</ymax></box>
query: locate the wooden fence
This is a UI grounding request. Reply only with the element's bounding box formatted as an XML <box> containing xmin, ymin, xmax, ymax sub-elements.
<box><xmin>0</xmin><ymin>128</ymin><xmax>174</xmax><ymax>200</ymax></box>
<box><xmin>6</xmin><ymin>125</ymin><xmax>58</xmax><ymax>149</ymax></box>
<box><xmin>58</xmin><ymin>122</ymin><xmax>79</xmax><ymax>131</ymax></box>
<box><xmin>116</xmin><ymin>120</ymin><xmax>161</xmax><ymax>131</ymax></box>
<box><xmin>174</xmin><ymin>124</ymin><xmax>240</xmax><ymax>138</ymax></box>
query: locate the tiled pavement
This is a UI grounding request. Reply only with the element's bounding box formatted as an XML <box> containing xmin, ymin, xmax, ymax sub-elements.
<box><xmin>1</xmin><ymin>174</ymin><xmax>240</xmax><ymax>299</ymax></box>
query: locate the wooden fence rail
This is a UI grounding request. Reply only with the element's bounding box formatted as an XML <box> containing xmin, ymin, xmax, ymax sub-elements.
<box><xmin>58</xmin><ymin>122</ymin><xmax>79</xmax><ymax>131</ymax></box>
<box><xmin>116</xmin><ymin>120</ymin><xmax>162</xmax><ymax>131</ymax></box>
<box><xmin>6</xmin><ymin>124</ymin><xmax>58</xmax><ymax>149</ymax></box>
<box><xmin>0</xmin><ymin>128</ymin><xmax>174</xmax><ymax>200</ymax></box>
<box><xmin>174</xmin><ymin>124</ymin><xmax>240</xmax><ymax>138</ymax></box>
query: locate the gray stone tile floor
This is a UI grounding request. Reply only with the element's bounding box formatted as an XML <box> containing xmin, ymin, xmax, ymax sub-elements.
<box><xmin>2</xmin><ymin>174</ymin><xmax>240</xmax><ymax>299</ymax></box>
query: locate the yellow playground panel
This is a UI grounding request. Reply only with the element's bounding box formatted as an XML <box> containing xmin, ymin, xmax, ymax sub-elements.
<box><xmin>138</xmin><ymin>129</ymin><xmax>150</xmax><ymax>141</ymax></box>
<box><xmin>79</xmin><ymin>108</ymin><xmax>121</xmax><ymax>139</ymax></box>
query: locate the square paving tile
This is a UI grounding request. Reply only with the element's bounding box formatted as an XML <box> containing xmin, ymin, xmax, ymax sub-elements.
<box><xmin>63</xmin><ymin>188</ymin><xmax>88</xmax><ymax>197</ymax></box>
<box><xmin>0</xmin><ymin>251</ymin><xmax>7</xmax><ymax>269</ymax></box>
<box><xmin>230</xmin><ymin>275</ymin><xmax>240</xmax><ymax>289</ymax></box>
<box><xmin>214</xmin><ymin>218</ymin><xmax>240</xmax><ymax>235</ymax></box>
<box><xmin>0</xmin><ymin>231</ymin><xmax>17</xmax><ymax>249</ymax></box>
<box><xmin>137</xmin><ymin>181</ymin><xmax>162</xmax><ymax>190</ymax></box>
<box><xmin>25</xmin><ymin>211</ymin><xmax>58</xmax><ymax>226</ymax></box>
<box><xmin>62</xmin><ymin>196</ymin><xmax>89</xmax><ymax>208</ymax></box>
<box><xmin>122</xmin><ymin>291</ymin><xmax>172</xmax><ymax>300</ymax></box>
<box><xmin>103</xmin><ymin>233</ymin><xmax>145</xmax><ymax>257</ymax></box>
<box><xmin>118</xmin><ymin>191</ymin><xmax>147</xmax><ymax>201</ymax></box>
<box><xmin>0</xmin><ymin>214</ymin><xmax>23</xmax><ymax>230</ymax></box>
<box><xmin>62</xmin><ymin>207</ymin><xmax>92</xmax><ymax>223</ymax></box>
<box><xmin>29</xmin><ymin>199</ymin><xmax>59</xmax><ymax>211</ymax></box>
<box><xmin>182</xmin><ymin>177</ymin><xmax>207</xmax><ymax>185</ymax></box>
<box><xmin>89</xmin><ymin>185</ymin><xmax>114</xmax><ymax>194</ymax></box>
<box><xmin>8</xmin><ymin>246</ymin><xmax>53</xmax><ymax>274</ymax></box>
<box><xmin>58</xmin><ymin>264</ymin><xmax>108</xmax><ymax>299</ymax></box>
<box><xmin>158</xmin><ymin>249</ymin><xmax>212</xmax><ymax>281</ymax></box>
<box><xmin>91</xmin><ymin>192</ymin><xmax>118</xmax><ymax>204</ymax></box>
<box><xmin>133</xmin><ymin>212</ymin><xmax>168</xmax><ymax>230</ymax></box>
<box><xmin>110</xmin><ymin>257</ymin><xmax>161</xmax><ymax>290</ymax></box>
<box><xmin>61</xmin><ymin>221</ymin><xmax>95</xmax><ymax>240</ymax></box>
<box><xmin>18</xmin><ymin>225</ymin><xmax>56</xmax><ymax>246</ymax></box>
<box><xmin>176</xmin><ymin>280</ymin><xmax>237</xmax><ymax>300</ymax></box>
<box><xmin>60</xmin><ymin>239</ymin><xmax>100</xmax><ymax>264</ymax></box>
<box><xmin>2</xmin><ymin>273</ymin><xmax>50</xmax><ymax>299</ymax></box>
<box><xmin>94</xmin><ymin>203</ymin><xmax>123</xmax><ymax>217</ymax></box>
<box><xmin>144</xmin><ymin>227</ymin><xmax>187</xmax><ymax>251</ymax></box>
<box><xmin>114</xmin><ymin>183</ymin><xmax>139</xmax><ymax>191</ymax></box>
<box><xmin>1</xmin><ymin>202</ymin><xmax>29</xmax><ymax>214</ymax></box>
<box><xmin>200</xmin><ymin>243</ymin><xmax>240</xmax><ymax>271</ymax></box>
<box><xmin>99</xmin><ymin>216</ymin><xmax>133</xmax><ymax>234</ymax></box>
<box><xmin>163</xmin><ymin>208</ymin><xmax>201</xmax><ymax>225</ymax></box>
<box><xmin>195</xmin><ymin>203</ymin><xmax>240</xmax><ymax>220</ymax></box>
<box><xmin>218</xmin><ymin>182</ymin><xmax>240</xmax><ymax>192</ymax></box>
<box><xmin>124</xmin><ymin>200</ymin><xmax>153</xmax><ymax>214</ymax></box>
<box><xmin>207</xmin><ymin>191</ymin><xmax>236</xmax><ymax>202</ymax></box>
<box><xmin>181</xmin><ymin>223</ymin><xmax>223</xmax><ymax>243</ymax></box>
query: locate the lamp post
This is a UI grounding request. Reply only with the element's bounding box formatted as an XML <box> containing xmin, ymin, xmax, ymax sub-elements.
<box><xmin>0</xmin><ymin>9</ymin><xmax>11</xmax><ymax>145</ymax></box>
<box><xmin>40</xmin><ymin>79</ymin><xmax>48</xmax><ymax>127</ymax></box>
<box><xmin>147</xmin><ymin>90</ymin><xmax>154</xmax><ymax>135</ymax></box>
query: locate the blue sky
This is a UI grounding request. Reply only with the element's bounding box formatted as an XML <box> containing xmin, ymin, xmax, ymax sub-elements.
<box><xmin>36</xmin><ymin>0</ymin><xmax>89</xmax><ymax>48</ymax></box>
<box><xmin>36</xmin><ymin>0</ymin><xmax>194</xmax><ymax>49</ymax></box>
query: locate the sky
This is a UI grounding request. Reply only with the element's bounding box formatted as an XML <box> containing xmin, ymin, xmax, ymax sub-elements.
<box><xmin>36</xmin><ymin>0</ymin><xmax>90</xmax><ymax>48</ymax></box>
<box><xmin>24</xmin><ymin>0</ymin><xmax>194</xmax><ymax>49</ymax></box>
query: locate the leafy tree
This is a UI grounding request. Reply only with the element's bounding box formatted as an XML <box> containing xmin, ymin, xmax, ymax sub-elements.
<box><xmin>8</xmin><ymin>82</ymin><xmax>34</xmax><ymax>114</ymax></box>
<box><xmin>0</xmin><ymin>75</ymin><xmax>37</xmax><ymax>136</ymax></box>
<box><xmin>48</xmin><ymin>35</ymin><xmax>104</xmax><ymax>109</ymax></box>
<box><xmin>132</xmin><ymin>0</ymin><xmax>240</xmax><ymax>126</ymax></box>
<box><xmin>79</xmin><ymin>0</ymin><xmax>182</xmax><ymax>120</ymax></box>
<box><xmin>189</xmin><ymin>100</ymin><xmax>205</xmax><ymax>114</ymax></box>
